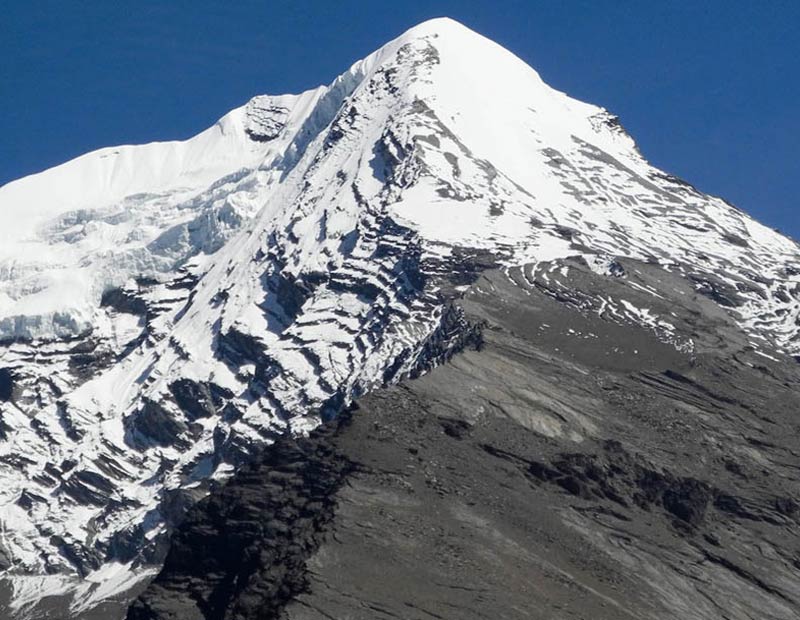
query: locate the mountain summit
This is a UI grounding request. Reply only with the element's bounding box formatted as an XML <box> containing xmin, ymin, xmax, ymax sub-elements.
<box><xmin>1</xmin><ymin>18</ymin><xmax>799</xmax><ymax>620</ymax></box>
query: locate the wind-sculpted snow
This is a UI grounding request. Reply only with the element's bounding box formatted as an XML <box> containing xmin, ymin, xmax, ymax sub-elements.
<box><xmin>0</xmin><ymin>17</ymin><xmax>799</xmax><ymax>618</ymax></box>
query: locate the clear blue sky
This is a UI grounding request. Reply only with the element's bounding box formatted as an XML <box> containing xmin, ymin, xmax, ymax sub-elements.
<box><xmin>2</xmin><ymin>1</ymin><xmax>798</xmax><ymax>238</ymax></box>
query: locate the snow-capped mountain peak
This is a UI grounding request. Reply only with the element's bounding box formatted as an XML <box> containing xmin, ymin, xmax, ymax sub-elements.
<box><xmin>1</xmin><ymin>17</ymin><xmax>798</xmax><ymax>618</ymax></box>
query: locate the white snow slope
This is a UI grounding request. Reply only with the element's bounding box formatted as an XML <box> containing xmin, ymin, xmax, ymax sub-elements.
<box><xmin>1</xmin><ymin>17</ymin><xmax>799</xmax><ymax>617</ymax></box>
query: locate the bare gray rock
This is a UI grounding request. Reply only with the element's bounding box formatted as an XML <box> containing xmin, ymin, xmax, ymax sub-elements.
<box><xmin>129</xmin><ymin>261</ymin><xmax>800</xmax><ymax>620</ymax></box>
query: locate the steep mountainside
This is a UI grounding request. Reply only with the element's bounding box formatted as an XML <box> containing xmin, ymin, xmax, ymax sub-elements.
<box><xmin>0</xmin><ymin>17</ymin><xmax>798</xmax><ymax>620</ymax></box>
<box><xmin>131</xmin><ymin>264</ymin><xmax>800</xmax><ymax>620</ymax></box>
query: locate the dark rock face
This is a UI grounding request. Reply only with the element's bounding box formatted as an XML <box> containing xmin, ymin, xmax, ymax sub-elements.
<box><xmin>126</xmin><ymin>423</ymin><xmax>354</xmax><ymax>620</ymax></box>
<box><xmin>0</xmin><ymin>367</ymin><xmax>14</xmax><ymax>402</ymax></box>
<box><xmin>485</xmin><ymin>440</ymin><xmax>717</xmax><ymax>530</ymax></box>
<box><xmin>101</xmin><ymin>286</ymin><xmax>149</xmax><ymax>316</ymax></box>
<box><xmin>125</xmin><ymin>399</ymin><xmax>191</xmax><ymax>449</ymax></box>
<box><xmin>127</xmin><ymin>260</ymin><xmax>800</xmax><ymax>620</ymax></box>
<box><xmin>168</xmin><ymin>379</ymin><xmax>228</xmax><ymax>421</ymax></box>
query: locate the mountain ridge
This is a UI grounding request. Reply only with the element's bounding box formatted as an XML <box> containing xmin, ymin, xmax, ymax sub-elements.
<box><xmin>0</xmin><ymin>17</ymin><xmax>798</xmax><ymax>619</ymax></box>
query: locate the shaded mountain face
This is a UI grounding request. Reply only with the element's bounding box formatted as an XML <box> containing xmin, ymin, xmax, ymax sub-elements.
<box><xmin>0</xmin><ymin>17</ymin><xmax>798</xmax><ymax>619</ymax></box>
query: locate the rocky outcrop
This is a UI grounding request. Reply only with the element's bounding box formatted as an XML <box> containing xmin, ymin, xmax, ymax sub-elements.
<box><xmin>0</xmin><ymin>368</ymin><xmax>14</xmax><ymax>402</ymax></box>
<box><xmin>127</xmin><ymin>423</ymin><xmax>354</xmax><ymax>620</ymax></box>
